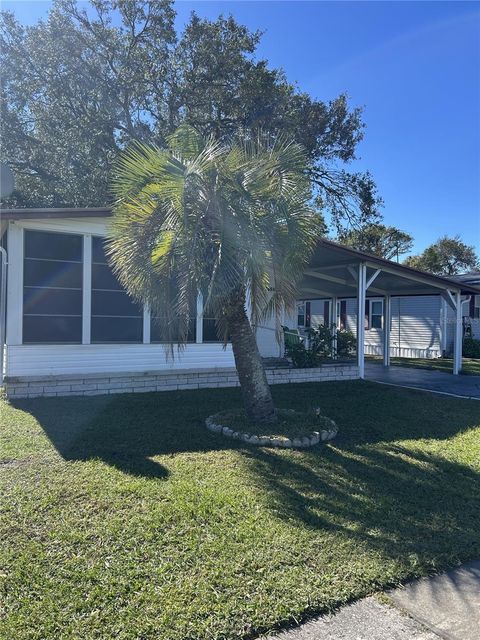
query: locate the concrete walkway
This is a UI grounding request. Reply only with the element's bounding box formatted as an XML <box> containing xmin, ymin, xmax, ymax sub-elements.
<box><xmin>261</xmin><ymin>559</ymin><xmax>480</xmax><ymax>640</ymax></box>
<box><xmin>389</xmin><ymin>560</ymin><xmax>480</xmax><ymax>640</ymax></box>
<box><xmin>261</xmin><ymin>596</ymin><xmax>437</xmax><ymax>639</ymax></box>
<box><xmin>365</xmin><ymin>363</ymin><xmax>480</xmax><ymax>399</ymax></box>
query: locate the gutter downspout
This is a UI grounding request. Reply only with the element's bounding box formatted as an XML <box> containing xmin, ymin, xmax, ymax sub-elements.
<box><xmin>0</xmin><ymin>246</ymin><xmax>7</xmax><ymax>384</ymax></box>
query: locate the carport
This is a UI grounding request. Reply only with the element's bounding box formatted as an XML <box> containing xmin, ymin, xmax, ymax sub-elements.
<box><xmin>297</xmin><ymin>239</ymin><xmax>480</xmax><ymax>377</ymax></box>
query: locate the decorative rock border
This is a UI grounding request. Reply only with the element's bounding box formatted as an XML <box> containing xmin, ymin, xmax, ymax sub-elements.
<box><xmin>205</xmin><ymin>413</ymin><xmax>338</xmax><ymax>448</ymax></box>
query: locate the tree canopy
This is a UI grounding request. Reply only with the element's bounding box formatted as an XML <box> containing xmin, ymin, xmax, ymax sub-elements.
<box><xmin>1</xmin><ymin>0</ymin><xmax>381</xmax><ymax>232</ymax></box>
<box><xmin>404</xmin><ymin>236</ymin><xmax>479</xmax><ymax>275</ymax></box>
<box><xmin>339</xmin><ymin>223</ymin><xmax>413</xmax><ymax>260</ymax></box>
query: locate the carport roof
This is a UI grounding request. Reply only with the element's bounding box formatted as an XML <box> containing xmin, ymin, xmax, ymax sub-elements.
<box><xmin>298</xmin><ymin>238</ymin><xmax>480</xmax><ymax>299</ymax></box>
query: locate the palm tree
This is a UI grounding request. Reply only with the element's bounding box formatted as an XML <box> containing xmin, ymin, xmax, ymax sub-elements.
<box><xmin>108</xmin><ymin>126</ymin><xmax>321</xmax><ymax>424</ymax></box>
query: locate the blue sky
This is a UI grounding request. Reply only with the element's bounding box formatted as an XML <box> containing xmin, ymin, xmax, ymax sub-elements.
<box><xmin>3</xmin><ymin>1</ymin><xmax>480</xmax><ymax>255</ymax></box>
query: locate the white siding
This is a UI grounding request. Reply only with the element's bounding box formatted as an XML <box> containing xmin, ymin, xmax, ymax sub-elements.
<box><xmin>343</xmin><ymin>298</ymin><xmax>383</xmax><ymax>351</ymax></box>
<box><xmin>342</xmin><ymin>296</ymin><xmax>442</xmax><ymax>358</ymax></box>
<box><xmin>472</xmin><ymin>320</ymin><xmax>480</xmax><ymax>340</ymax></box>
<box><xmin>310</xmin><ymin>299</ymin><xmax>329</xmax><ymax>327</ymax></box>
<box><xmin>6</xmin><ymin>343</ymin><xmax>235</xmax><ymax>377</ymax></box>
<box><xmin>256</xmin><ymin>324</ymin><xmax>282</xmax><ymax>358</ymax></box>
<box><xmin>255</xmin><ymin>307</ymin><xmax>296</xmax><ymax>358</ymax></box>
<box><xmin>390</xmin><ymin>296</ymin><xmax>442</xmax><ymax>358</ymax></box>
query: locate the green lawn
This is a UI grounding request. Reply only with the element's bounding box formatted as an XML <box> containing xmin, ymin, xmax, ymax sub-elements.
<box><xmin>368</xmin><ymin>356</ymin><xmax>480</xmax><ymax>376</ymax></box>
<box><xmin>1</xmin><ymin>381</ymin><xmax>480</xmax><ymax>640</ymax></box>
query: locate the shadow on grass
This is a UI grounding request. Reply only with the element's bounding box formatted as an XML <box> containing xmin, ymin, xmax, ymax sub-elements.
<box><xmin>245</xmin><ymin>443</ymin><xmax>480</xmax><ymax>559</ymax></box>
<box><xmin>12</xmin><ymin>386</ymin><xmax>245</xmax><ymax>478</ymax></box>
<box><xmin>8</xmin><ymin>381</ymin><xmax>480</xmax><ymax>639</ymax></box>
<box><xmin>241</xmin><ymin>382</ymin><xmax>480</xmax><ymax>568</ymax></box>
<box><xmin>12</xmin><ymin>380</ymin><xmax>480</xmax><ymax>489</ymax></box>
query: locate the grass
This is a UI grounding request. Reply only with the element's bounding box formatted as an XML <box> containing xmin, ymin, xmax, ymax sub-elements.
<box><xmin>369</xmin><ymin>355</ymin><xmax>480</xmax><ymax>375</ymax></box>
<box><xmin>211</xmin><ymin>408</ymin><xmax>335</xmax><ymax>440</ymax></box>
<box><xmin>1</xmin><ymin>381</ymin><xmax>480</xmax><ymax>640</ymax></box>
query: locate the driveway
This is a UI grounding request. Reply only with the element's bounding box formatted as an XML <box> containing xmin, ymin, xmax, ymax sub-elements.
<box><xmin>365</xmin><ymin>363</ymin><xmax>480</xmax><ymax>399</ymax></box>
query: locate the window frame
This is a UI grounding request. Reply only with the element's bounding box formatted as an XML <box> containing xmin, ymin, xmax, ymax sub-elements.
<box><xmin>337</xmin><ymin>300</ymin><xmax>347</xmax><ymax>330</ymax></box>
<box><xmin>474</xmin><ymin>295</ymin><xmax>480</xmax><ymax>320</ymax></box>
<box><xmin>297</xmin><ymin>302</ymin><xmax>306</xmax><ymax>328</ymax></box>
<box><xmin>22</xmin><ymin>229</ymin><xmax>84</xmax><ymax>344</ymax></box>
<box><xmin>368</xmin><ymin>298</ymin><xmax>384</xmax><ymax>331</ymax></box>
<box><xmin>90</xmin><ymin>235</ymin><xmax>144</xmax><ymax>344</ymax></box>
<box><xmin>18</xmin><ymin>227</ymin><xmax>225</xmax><ymax>347</ymax></box>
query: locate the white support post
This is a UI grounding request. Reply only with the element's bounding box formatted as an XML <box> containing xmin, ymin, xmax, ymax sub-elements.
<box><xmin>453</xmin><ymin>291</ymin><xmax>462</xmax><ymax>375</ymax></box>
<box><xmin>440</xmin><ymin>298</ymin><xmax>447</xmax><ymax>356</ymax></box>
<box><xmin>196</xmin><ymin>291</ymin><xmax>203</xmax><ymax>344</ymax></box>
<box><xmin>0</xmin><ymin>246</ymin><xmax>7</xmax><ymax>381</ymax></box>
<box><xmin>383</xmin><ymin>295</ymin><xmax>391</xmax><ymax>367</ymax></box>
<box><xmin>82</xmin><ymin>234</ymin><xmax>92</xmax><ymax>345</ymax></box>
<box><xmin>6</xmin><ymin>222</ymin><xmax>23</xmax><ymax>346</ymax></box>
<box><xmin>331</xmin><ymin>296</ymin><xmax>338</xmax><ymax>358</ymax></box>
<box><xmin>143</xmin><ymin>304</ymin><xmax>151</xmax><ymax>344</ymax></box>
<box><xmin>357</xmin><ymin>263</ymin><xmax>367</xmax><ymax>378</ymax></box>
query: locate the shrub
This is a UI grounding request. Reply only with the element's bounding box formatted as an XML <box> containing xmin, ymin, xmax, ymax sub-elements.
<box><xmin>285</xmin><ymin>342</ymin><xmax>319</xmax><ymax>368</ymax></box>
<box><xmin>463</xmin><ymin>337</ymin><xmax>480</xmax><ymax>359</ymax></box>
<box><xmin>336</xmin><ymin>329</ymin><xmax>356</xmax><ymax>357</ymax></box>
<box><xmin>306</xmin><ymin>324</ymin><xmax>335</xmax><ymax>359</ymax></box>
<box><xmin>285</xmin><ymin>324</ymin><xmax>357</xmax><ymax>367</ymax></box>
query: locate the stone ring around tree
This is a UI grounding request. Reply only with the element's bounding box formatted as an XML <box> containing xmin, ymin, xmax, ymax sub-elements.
<box><xmin>205</xmin><ymin>412</ymin><xmax>338</xmax><ymax>449</ymax></box>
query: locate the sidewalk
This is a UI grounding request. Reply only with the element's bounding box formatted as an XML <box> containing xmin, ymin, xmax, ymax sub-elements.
<box><xmin>261</xmin><ymin>559</ymin><xmax>480</xmax><ymax>640</ymax></box>
<box><xmin>261</xmin><ymin>596</ymin><xmax>437</xmax><ymax>640</ymax></box>
<box><xmin>389</xmin><ymin>560</ymin><xmax>480</xmax><ymax>640</ymax></box>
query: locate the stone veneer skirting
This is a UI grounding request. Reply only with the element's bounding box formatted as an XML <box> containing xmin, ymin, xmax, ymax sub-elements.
<box><xmin>4</xmin><ymin>364</ymin><xmax>359</xmax><ymax>399</ymax></box>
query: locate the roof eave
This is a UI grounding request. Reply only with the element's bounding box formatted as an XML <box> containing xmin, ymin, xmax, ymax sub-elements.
<box><xmin>0</xmin><ymin>207</ymin><xmax>112</xmax><ymax>220</ymax></box>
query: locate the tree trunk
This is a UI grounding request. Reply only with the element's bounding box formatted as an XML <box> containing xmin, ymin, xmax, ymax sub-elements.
<box><xmin>226</xmin><ymin>295</ymin><xmax>277</xmax><ymax>424</ymax></box>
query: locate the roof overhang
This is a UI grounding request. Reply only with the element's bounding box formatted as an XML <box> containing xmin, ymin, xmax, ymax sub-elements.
<box><xmin>0</xmin><ymin>207</ymin><xmax>111</xmax><ymax>221</ymax></box>
<box><xmin>298</xmin><ymin>239</ymin><xmax>480</xmax><ymax>298</ymax></box>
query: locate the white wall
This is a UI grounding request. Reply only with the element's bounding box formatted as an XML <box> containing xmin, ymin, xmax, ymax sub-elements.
<box><xmin>255</xmin><ymin>306</ymin><xmax>296</xmax><ymax>358</ymax></box>
<box><xmin>6</xmin><ymin>343</ymin><xmax>234</xmax><ymax>377</ymax></box>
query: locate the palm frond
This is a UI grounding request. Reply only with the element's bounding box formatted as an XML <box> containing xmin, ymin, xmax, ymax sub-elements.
<box><xmin>108</xmin><ymin>125</ymin><xmax>320</xmax><ymax>355</ymax></box>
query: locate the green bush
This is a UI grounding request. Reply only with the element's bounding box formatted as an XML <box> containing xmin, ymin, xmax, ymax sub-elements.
<box><xmin>306</xmin><ymin>324</ymin><xmax>335</xmax><ymax>359</ymax></box>
<box><xmin>285</xmin><ymin>325</ymin><xmax>357</xmax><ymax>368</ymax></box>
<box><xmin>285</xmin><ymin>342</ymin><xmax>320</xmax><ymax>368</ymax></box>
<box><xmin>336</xmin><ymin>329</ymin><xmax>356</xmax><ymax>357</ymax></box>
<box><xmin>463</xmin><ymin>337</ymin><xmax>480</xmax><ymax>359</ymax></box>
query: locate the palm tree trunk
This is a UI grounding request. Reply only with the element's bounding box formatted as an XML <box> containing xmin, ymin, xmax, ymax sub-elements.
<box><xmin>226</xmin><ymin>296</ymin><xmax>277</xmax><ymax>424</ymax></box>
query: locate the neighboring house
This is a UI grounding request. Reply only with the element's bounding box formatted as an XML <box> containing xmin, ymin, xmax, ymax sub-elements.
<box><xmin>1</xmin><ymin>208</ymin><xmax>478</xmax><ymax>398</ymax></box>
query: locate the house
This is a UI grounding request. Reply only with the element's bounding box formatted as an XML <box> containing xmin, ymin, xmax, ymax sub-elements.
<box><xmin>1</xmin><ymin>208</ymin><xmax>478</xmax><ymax>398</ymax></box>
